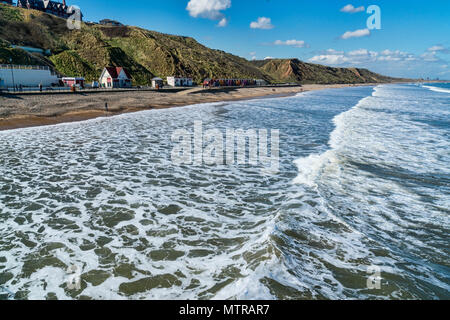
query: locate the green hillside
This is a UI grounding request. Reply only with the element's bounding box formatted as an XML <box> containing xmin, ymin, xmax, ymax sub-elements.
<box><xmin>0</xmin><ymin>3</ymin><xmax>403</xmax><ymax>85</ymax></box>
<box><xmin>251</xmin><ymin>58</ymin><xmax>402</xmax><ymax>84</ymax></box>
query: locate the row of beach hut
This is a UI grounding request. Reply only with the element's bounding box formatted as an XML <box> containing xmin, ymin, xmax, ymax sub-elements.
<box><xmin>203</xmin><ymin>78</ymin><xmax>266</xmax><ymax>88</ymax></box>
<box><xmin>153</xmin><ymin>77</ymin><xmax>267</xmax><ymax>89</ymax></box>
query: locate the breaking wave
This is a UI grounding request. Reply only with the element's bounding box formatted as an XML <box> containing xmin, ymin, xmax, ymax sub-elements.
<box><xmin>0</xmin><ymin>84</ymin><xmax>448</xmax><ymax>300</ymax></box>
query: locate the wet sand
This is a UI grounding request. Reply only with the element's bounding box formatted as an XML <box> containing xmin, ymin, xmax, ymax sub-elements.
<box><xmin>0</xmin><ymin>84</ymin><xmax>374</xmax><ymax>131</ymax></box>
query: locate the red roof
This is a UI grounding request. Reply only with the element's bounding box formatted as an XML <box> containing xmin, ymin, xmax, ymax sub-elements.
<box><xmin>104</xmin><ymin>67</ymin><xmax>131</xmax><ymax>79</ymax></box>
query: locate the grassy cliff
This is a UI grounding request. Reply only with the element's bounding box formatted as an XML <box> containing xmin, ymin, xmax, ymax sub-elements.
<box><xmin>0</xmin><ymin>3</ymin><xmax>402</xmax><ymax>85</ymax></box>
<box><xmin>0</xmin><ymin>4</ymin><xmax>268</xmax><ymax>84</ymax></box>
<box><xmin>251</xmin><ymin>58</ymin><xmax>401</xmax><ymax>84</ymax></box>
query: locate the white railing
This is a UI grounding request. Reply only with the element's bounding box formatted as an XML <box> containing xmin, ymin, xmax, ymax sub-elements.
<box><xmin>0</xmin><ymin>64</ymin><xmax>51</xmax><ymax>71</ymax></box>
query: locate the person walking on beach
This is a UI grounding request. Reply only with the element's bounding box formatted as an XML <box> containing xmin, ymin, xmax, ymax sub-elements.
<box><xmin>39</xmin><ymin>83</ymin><xmax>42</xmax><ymax>92</ymax></box>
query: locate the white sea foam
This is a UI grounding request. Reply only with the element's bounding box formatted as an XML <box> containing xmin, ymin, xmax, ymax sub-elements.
<box><xmin>0</xmin><ymin>85</ymin><xmax>448</xmax><ymax>300</ymax></box>
<box><xmin>423</xmin><ymin>85</ymin><xmax>450</xmax><ymax>94</ymax></box>
<box><xmin>293</xmin><ymin>84</ymin><xmax>450</xmax><ymax>298</ymax></box>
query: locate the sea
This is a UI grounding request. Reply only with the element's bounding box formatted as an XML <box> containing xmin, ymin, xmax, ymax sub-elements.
<box><xmin>0</xmin><ymin>83</ymin><xmax>448</xmax><ymax>300</ymax></box>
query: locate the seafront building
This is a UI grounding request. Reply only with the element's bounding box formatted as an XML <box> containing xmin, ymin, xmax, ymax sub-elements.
<box><xmin>152</xmin><ymin>77</ymin><xmax>163</xmax><ymax>88</ymax></box>
<box><xmin>99</xmin><ymin>19</ymin><xmax>123</xmax><ymax>27</ymax></box>
<box><xmin>15</xmin><ymin>0</ymin><xmax>82</xmax><ymax>20</ymax></box>
<box><xmin>0</xmin><ymin>64</ymin><xmax>59</xmax><ymax>88</ymax></box>
<box><xmin>61</xmin><ymin>77</ymin><xmax>85</xmax><ymax>88</ymax></box>
<box><xmin>167</xmin><ymin>76</ymin><xmax>193</xmax><ymax>87</ymax></box>
<box><xmin>99</xmin><ymin>67</ymin><xmax>132</xmax><ymax>88</ymax></box>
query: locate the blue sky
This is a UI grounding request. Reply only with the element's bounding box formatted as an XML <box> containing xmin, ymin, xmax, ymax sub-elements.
<box><xmin>72</xmin><ymin>0</ymin><xmax>450</xmax><ymax>79</ymax></box>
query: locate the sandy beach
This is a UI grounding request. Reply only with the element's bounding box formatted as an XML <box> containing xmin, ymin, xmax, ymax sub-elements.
<box><xmin>0</xmin><ymin>84</ymin><xmax>374</xmax><ymax>131</ymax></box>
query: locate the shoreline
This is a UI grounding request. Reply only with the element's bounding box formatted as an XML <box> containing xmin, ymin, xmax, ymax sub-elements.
<box><xmin>0</xmin><ymin>83</ymin><xmax>377</xmax><ymax>131</ymax></box>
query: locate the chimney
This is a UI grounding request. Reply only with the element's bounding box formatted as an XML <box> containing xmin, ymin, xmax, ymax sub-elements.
<box><xmin>62</xmin><ymin>0</ymin><xmax>66</xmax><ymax>6</ymax></box>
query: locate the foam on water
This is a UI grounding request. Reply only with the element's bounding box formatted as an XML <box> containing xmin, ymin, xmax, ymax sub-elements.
<box><xmin>293</xmin><ymin>84</ymin><xmax>450</xmax><ymax>298</ymax></box>
<box><xmin>423</xmin><ymin>85</ymin><xmax>450</xmax><ymax>94</ymax></box>
<box><xmin>0</xmin><ymin>84</ymin><xmax>449</xmax><ymax>300</ymax></box>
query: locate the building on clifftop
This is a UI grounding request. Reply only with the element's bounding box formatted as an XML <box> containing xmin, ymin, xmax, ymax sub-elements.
<box><xmin>16</xmin><ymin>0</ymin><xmax>82</xmax><ymax>20</ymax></box>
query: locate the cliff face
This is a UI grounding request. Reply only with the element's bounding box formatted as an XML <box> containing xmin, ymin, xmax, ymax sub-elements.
<box><xmin>251</xmin><ymin>58</ymin><xmax>401</xmax><ymax>84</ymax></box>
<box><xmin>0</xmin><ymin>4</ymin><xmax>269</xmax><ymax>84</ymax></box>
<box><xmin>0</xmin><ymin>3</ymin><xmax>402</xmax><ymax>85</ymax></box>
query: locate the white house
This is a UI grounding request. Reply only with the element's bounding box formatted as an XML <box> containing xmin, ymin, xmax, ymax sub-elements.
<box><xmin>99</xmin><ymin>67</ymin><xmax>132</xmax><ymax>88</ymax></box>
<box><xmin>167</xmin><ymin>76</ymin><xmax>193</xmax><ymax>87</ymax></box>
<box><xmin>0</xmin><ymin>65</ymin><xmax>58</xmax><ymax>88</ymax></box>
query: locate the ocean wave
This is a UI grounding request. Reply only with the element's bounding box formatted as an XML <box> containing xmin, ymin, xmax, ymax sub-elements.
<box><xmin>293</xmin><ymin>88</ymin><xmax>376</xmax><ymax>187</ymax></box>
<box><xmin>423</xmin><ymin>85</ymin><xmax>450</xmax><ymax>94</ymax></box>
<box><xmin>292</xmin><ymin>84</ymin><xmax>450</xmax><ymax>298</ymax></box>
<box><xmin>1</xmin><ymin>84</ymin><xmax>448</xmax><ymax>300</ymax></box>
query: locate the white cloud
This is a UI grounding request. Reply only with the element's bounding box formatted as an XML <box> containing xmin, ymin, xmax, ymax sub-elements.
<box><xmin>377</xmin><ymin>50</ymin><xmax>415</xmax><ymax>62</ymax></box>
<box><xmin>217</xmin><ymin>17</ymin><xmax>228</xmax><ymax>27</ymax></box>
<box><xmin>340</xmin><ymin>4</ymin><xmax>365</xmax><ymax>13</ymax></box>
<box><xmin>309</xmin><ymin>54</ymin><xmax>350</xmax><ymax>65</ymax></box>
<box><xmin>264</xmin><ymin>57</ymin><xmax>274</xmax><ymax>60</ymax></box>
<box><xmin>381</xmin><ymin>49</ymin><xmax>394</xmax><ymax>55</ymax></box>
<box><xmin>427</xmin><ymin>45</ymin><xmax>450</xmax><ymax>54</ymax></box>
<box><xmin>250</xmin><ymin>17</ymin><xmax>274</xmax><ymax>30</ymax></box>
<box><xmin>340</xmin><ymin>28</ymin><xmax>370</xmax><ymax>39</ymax></box>
<box><xmin>421</xmin><ymin>52</ymin><xmax>440</xmax><ymax>62</ymax></box>
<box><xmin>186</xmin><ymin>0</ymin><xmax>231</xmax><ymax>20</ymax></box>
<box><xmin>310</xmin><ymin>48</ymin><xmax>450</xmax><ymax>79</ymax></box>
<box><xmin>428</xmin><ymin>45</ymin><xmax>445</xmax><ymax>52</ymax></box>
<box><xmin>273</xmin><ymin>39</ymin><xmax>308</xmax><ymax>48</ymax></box>
<box><xmin>308</xmin><ymin>48</ymin><xmax>436</xmax><ymax>66</ymax></box>
<box><xmin>348</xmin><ymin>49</ymin><xmax>369</xmax><ymax>56</ymax></box>
<box><xmin>326</xmin><ymin>49</ymin><xmax>345</xmax><ymax>55</ymax></box>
